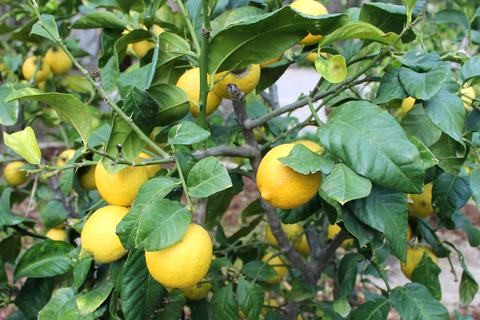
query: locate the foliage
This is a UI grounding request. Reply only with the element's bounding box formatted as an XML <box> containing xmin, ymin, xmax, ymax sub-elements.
<box><xmin>1</xmin><ymin>0</ymin><xmax>480</xmax><ymax>319</ymax></box>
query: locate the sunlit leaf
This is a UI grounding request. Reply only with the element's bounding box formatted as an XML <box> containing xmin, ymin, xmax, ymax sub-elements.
<box><xmin>3</xmin><ymin>126</ymin><xmax>42</xmax><ymax>165</ymax></box>
<box><xmin>187</xmin><ymin>157</ymin><xmax>233</xmax><ymax>198</ymax></box>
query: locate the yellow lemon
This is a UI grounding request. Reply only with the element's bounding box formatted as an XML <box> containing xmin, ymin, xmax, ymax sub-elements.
<box><xmin>56</xmin><ymin>149</ymin><xmax>76</xmax><ymax>166</ymax></box>
<box><xmin>95</xmin><ymin>158</ymin><xmax>149</xmax><ymax>206</ymax></box>
<box><xmin>400</xmin><ymin>246</ymin><xmax>438</xmax><ymax>280</ymax></box>
<box><xmin>461</xmin><ymin>86</ymin><xmax>476</xmax><ymax>109</ymax></box>
<box><xmin>132</xmin><ymin>40</ymin><xmax>156</xmax><ymax>58</ymax></box>
<box><xmin>45</xmin><ymin>47</ymin><xmax>73</xmax><ymax>75</ymax></box>
<box><xmin>261</xmin><ymin>253</ymin><xmax>287</xmax><ymax>284</ymax></box>
<box><xmin>293</xmin><ymin>234</ymin><xmax>311</xmax><ymax>256</ymax></box>
<box><xmin>256</xmin><ymin>143</ymin><xmax>322</xmax><ymax>209</ymax></box>
<box><xmin>292</xmin><ymin>139</ymin><xmax>322</xmax><ymax>152</ymax></box>
<box><xmin>152</xmin><ymin>24</ymin><xmax>165</xmax><ymax>37</ymax></box>
<box><xmin>145</xmin><ymin>223</ymin><xmax>212</xmax><ymax>289</ymax></box>
<box><xmin>78</xmin><ymin>165</ymin><xmax>97</xmax><ymax>191</ymax></box>
<box><xmin>408</xmin><ymin>183</ymin><xmax>434</xmax><ymax>218</ymax></box>
<box><xmin>290</xmin><ymin>0</ymin><xmax>329</xmax><ymax>46</ymax></box>
<box><xmin>407</xmin><ymin>223</ymin><xmax>413</xmax><ymax>241</ymax></box>
<box><xmin>176</xmin><ymin>67</ymin><xmax>222</xmax><ymax>118</ymax></box>
<box><xmin>180</xmin><ymin>278</ymin><xmax>212</xmax><ymax>300</ymax></box>
<box><xmin>401</xmin><ymin>96</ymin><xmax>415</xmax><ymax>117</ymax></box>
<box><xmin>138</xmin><ymin>152</ymin><xmax>161</xmax><ymax>178</ymax></box>
<box><xmin>213</xmin><ymin>65</ymin><xmax>261</xmax><ymax>99</ymax></box>
<box><xmin>81</xmin><ymin>205</ymin><xmax>130</xmax><ymax>263</ymax></box>
<box><xmin>3</xmin><ymin>161</ymin><xmax>29</xmax><ymax>186</ymax></box>
<box><xmin>261</xmin><ymin>299</ymin><xmax>279</xmax><ymax>316</ymax></box>
<box><xmin>259</xmin><ymin>54</ymin><xmax>283</xmax><ymax>67</ymax></box>
<box><xmin>22</xmin><ymin>56</ymin><xmax>51</xmax><ymax>83</ymax></box>
<box><xmin>265</xmin><ymin>223</ymin><xmax>303</xmax><ymax>248</ymax></box>
<box><xmin>327</xmin><ymin>224</ymin><xmax>353</xmax><ymax>248</ymax></box>
<box><xmin>46</xmin><ymin>228</ymin><xmax>66</xmax><ymax>241</ymax></box>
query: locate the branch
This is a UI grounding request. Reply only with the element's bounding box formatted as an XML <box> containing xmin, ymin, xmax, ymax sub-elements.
<box><xmin>311</xmin><ymin>230</ymin><xmax>351</xmax><ymax>278</ymax></box>
<box><xmin>192</xmin><ymin>145</ymin><xmax>254</xmax><ymax>159</ymax></box>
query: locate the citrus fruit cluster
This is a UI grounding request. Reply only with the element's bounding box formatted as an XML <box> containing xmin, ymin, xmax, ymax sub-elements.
<box><xmin>22</xmin><ymin>47</ymin><xmax>73</xmax><ymax>85</ymax></box>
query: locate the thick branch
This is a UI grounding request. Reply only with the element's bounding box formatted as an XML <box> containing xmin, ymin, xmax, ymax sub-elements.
<box><xmin>192</xmin><ymin>145</ymin><xmax>254</xmax><ymax>159</ymax></box>
<box><xmin>311</xmin><ymin>230</ymin><xmax>351</xmax><ymax>278</ymax></box>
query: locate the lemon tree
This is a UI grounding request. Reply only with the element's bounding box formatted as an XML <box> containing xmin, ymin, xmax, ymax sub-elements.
<box><xmin>2</xmin><ymin>0</ymin><xmax>480</xmax><ymax>319</ymax></box>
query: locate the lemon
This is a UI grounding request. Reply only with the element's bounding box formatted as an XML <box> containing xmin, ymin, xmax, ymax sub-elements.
<box><xmin>45</xmin><ymin>47</ymin><xmax>73</xmax><ymax>75</ymax></box>
<box><xmin>56</xmin><ymin>149</ymin><xmax>76</xmax><ymax>166</ymax></box>
<box><xmin>261</xmin><ymin>299</ymin><xmax>279</xmax><ymax>316</ymax></box>
<box><xmin>95</xmin><ymin>158</ymin><xmax>149</xmax><ymax>206</ymax></box>
<box><xmin>46</xmin><ymin>228</ymin><xmax>66</xmax><ymax>241</ymax></box>
<box><xmin>327</xmin><ymin>224</ymin><xmax>353</xmax><ymax>248</ymax></box>
<box><xmin>132</xmin><ymin>40</ymin><xmax>156</xmax><ymax>58</ymax></box>
<box><xmin>401</xmin><ymin>96</ymin><xmax>415</xmax><ymax>116</ymax></box>
<box><xmin>259</xmin><ymin>54</ymin><xmax>283</xmax><ymax>67</ymax></box>
<box><xmin>293</xmin><ymin>234</ymin><xmax>311</xmax><ymax>256</ymax></box>
<box><xmin>3</xmin><ymin>161</ymin><xmax>29</xmax><ymax>186</ymax></box>
<box><xmin>180</xmin><ymin>278</ymin><xmax>212</xmax><ymax>300</ymax></box>
<box><xmin>400</xmin><ymin>246</ymin><xmax>438</xmax><ymax>280</ymax></box>
<box><xmin>261</xmin><ymin>253</ymin><xmax>287</xmax><ymax>284</ymax></box>
<box><xmin>408</xmin><ymin>183</ymin><xmax>434</xmax><ymax>218</ymax></box>
<box><xmin>78</xmin><ymin>165</ymin><xmax>97</xmax><ymax>191</ymax></box>
<box><xmin>81</xmin><ymin>205</ymin><xmax>129</xmax><ymax>263</ymax></box>
<box><xmin>213</xmin><ymin>65</ymin><xmax>261</xmax><ymax>99</ymax></box>
<box><xmin>407</xmin><ymin>223</ymin><xmax>413</xmax><ymax>241</ymax></box>
<box><xmin>152</xmin><ymin>24</ymin><xmax>165</xmax><ymax>37</ymax></box>
<box><xmin>256</xmin><ymin>143</ymin><xmax>323</xmax><ymax>209</ymax></box>
<box><xmin>290</xmin><ymin>0</ymin><xmax>329</xmax><ymax>46</ymax></box>
<box><xmin>138</xmin><ymin>152</ymin><xmax>161</xmax><ymax>178</ymax></box>
<box><xmin>176</xmin><ymin>67</ymin><xmax>222</xmax><ymax>118</ymax></box>
<box><xmin>293</xmin><ymin>139</ymin><xmax>322</xmax><ymax>152</ymax></box>
<box><xmin>461</xmin><ymin>86</ymin><xmax>476</xmax><ymax>109</ymax></box>
<box><xmin>22</xmin><ymin>56</ymin><xmax>51</xmax><ymax>83</ymax></box>
<box><xmin>145</xmin><ymin>223</ymin><xmax>212</xmax><ymax>289</ymax></box>
<box><xmin>265</xmin><ymin>223</ymin><xmax>303</xmax><ymax>247</ymax></box>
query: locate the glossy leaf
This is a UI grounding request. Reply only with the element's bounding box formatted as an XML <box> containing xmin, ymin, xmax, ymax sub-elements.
<box><xmin>121</xmin><ymin>249</ymin><xmax>165</xmax><ymax>320</ymax></box>
<box><xmin>432</xmin><ymin>173</ymin><xmax>470</xmax><ymax>228</ymax></box>
<box><xmin>317</xmin><ymin>21</ymin><xmax>402</xmax><ymax>49</ymax></box>
<box><xmin>3</xmin><ymin>126</ymin><xmax>42</xmax><ymax>165</ymax></box>
<box><xmin>61</xmin><ymin>75</ymin><xmax>94</xmax><ymax>94</ymax></box>
<box><xmin>124</xmin><ymin>86</ymin><xmax>159</xmax><ymax>126</ymax></box>
<box><xmin>429</xmin><ymin>134</ymin><xmax>465</xmax><ymax>175</ymax></box>
<box><xmin>279</xmin><ymin>144</ymin><xmax>333</xmax><ymax>175</ymax></box>
<box><xmin>208</xmin><ymin>6</ymin><xmax>349</xmax><ymax>74</ymax></box>
<box><xmin>452</xmin><ymin>211</ymin><xmax>480</xmax><ymax>247</ymax></box>
<box><xmin>459</xmin><ymin>56</ymin><xmax>480</xmax><ymax>84</ymax></box>
<box><xmin>424</xmin><ymin>91</ymin><xmax>465</xmax><ymax>151</ymax></box>
<box><xmin>346</xmin><ymin>184</ymin><xmax>408</xmax><ymax>262</ymax></box>
<box><xmin>351</xmin><ymin>298</ymin><xmax>391</xmax><ymax>320</ymax></box>
<box><xmin>435</xmin><ymin>9</ymin><xmax>469</xmax><ymax>30</ymax></box>
<box><xmin>167</xmin><ymin>121</ymin><xmax>211</xmax><ymax>146</ymax></box>
<box><xmin>338</xmin><ymin>253</ymin><xmax>364</xmax><ymax>299</ymax></box>
<box><xmin>148</xmin><ymin>84</ymin><xmax>190</xmax><ymax>127</ymax></box>
<box><xmin>72</xmin><ymin>11</ymin><xmax>127</xmax><ymax>29</ymax></box>
<box><xmin>210</xmin><ymin>124</ymin><xmax>241</xmax><ymax>146</ymax></box>
<box><xmin>401</xmin><ymin>104</ymin><xmax>442</xmax><ymax>147</ymax></box>
<box><xmin>0</xmin><ymin>85</ymin><xmax>19</xmax><ymax>126</ymax></box>
<box><xmin>157</xmin><ymin>290</ymin><xmax>185</xmax><ymax>318</ymax></box>
<box><xmin>471</xmin><ymin>166</ymin><xmax>480</xmax><ymax>211</ymax></box>
<box><xmin>321</xmin><ymin>163</ymin><xmax>372</xmax><ymax>205</ymax></box>
<box><xmin>318</xmin><ymin>101</ymin><xmax>424</xmax><ymax>194</ymax></box>
<box><xmin>315</xmin><ymin>54</ymin><xmax>347</xmax><ymax>83</ymax></box>
<box><xmin>187</xmin><ymin>157</ymin><xmax>233</xmax><ymax>198</ymax></box>
<box><xmin>278</xmin><ymin>193</ymin><xmax>322</xmax><ymax>224</ymax></box>
<box><xmin>465</xmin><ymin>109</ymin><xmax>480</xmax><ymax>132</ymax></box>
<box><xmin>409</xmin><ymin>136</ymin><xmax>438</xmax><ymax>169</ymax></box>
<box><xmin>342</xmin><ymin>207</ymin><xmax>376</xmax><ymax>247</ymax></box>
<box><xmin>397</xmin><ymin>50</ymin><xmax>443</xmax><ymax>72</ymax></box>
<box><xmin>205</xmin><ymin>188</ymin><xmax>235</xmax><ymax>230</ymax></box>
<box><xmin>14</xmin><ymin>277</ymin><xmax>55</xmax><ymax>318</ymax></box>
<box><xmin>391</xmin><ymin>283</ymin><xmax>449</xmax><ymax>320</ymax></box>
<box><xmin>374</xmin><ymin>68</ymin><xmax>408</xmax><ymax>104</ymax></box>
<box><xmin>31</xmin><ymin>14</ymin><xmax>59</xmax><ymax>42</ymax></box>
<box><xmin>237</xmin><ymin>278</ymin><xmax>264</xmax><ymax>320</ymax></box>
<box><xmin>411</xmin><ymin>253</ymin><xmax>442</xmax><ymax>300</ymax></box>
<box><xmin>242</xmin><ymin>260</ymin><xmax>278</xmax><ymax>283</ymax></box>
<box><xmin>450</xmin><ymin>246</ymin><xmax>480</xmax><ymax>307</ymax></box>
<box><xmin>211</xmin><ymin>284</ymin><xmax>238</xmax><ymax>320</ymax></box>
<box><xmin>134</xmin><ymin>198</ymin><xmax>191</xmax><ymax>251</ymax></box>
<box><xmin>77</xmin><ymin>275</ymin><xmax>114</xmax><ymax>316</ymax></box>
<box><xmin>398</xmin><ymin>63</ymin><xmax>450</xmax><ymax>100</ymax></box>
<box><xmin>38</xmin><ymin>288</ymin><xmax>78</xmax><ymax>320</ymax></box>
<box><xmin>14</xmin><ymin>240</ymin><xmax>75</xmax><ymax>280</ymax></box>
<box><xmin>5</xmin><ymin>89</ymin><xmax>92</xmax><ymax>151</ymax></box>
<box><xmin>74</xmin><ymin>258</ymin><xmax>93</xmax><ymax>290</ymax></box>
<box><xmin>101</xmin><ymin>55</ymin><xmax>120</xmax><ymax>93</ymax></box>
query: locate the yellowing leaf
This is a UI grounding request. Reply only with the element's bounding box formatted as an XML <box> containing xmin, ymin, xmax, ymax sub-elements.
<box><xmin>3</xmin><ymin>127</ymin><xmax>42</xmax><ymax>165</ymax></box>
<box><xmin>315</xmin><ymin>55</ymin><xmax>347</xmax><ymax>83</ymax></box>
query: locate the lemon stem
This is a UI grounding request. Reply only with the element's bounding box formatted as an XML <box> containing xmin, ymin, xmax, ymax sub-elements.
<box><xmin>307</xmin><ymin>97</ymin><xmax>324</xmax><ymax>127</ymax></box>
<box><xmin>175</xmin><ymin>0</ymin><xmax>201</xmax><ymax>55</ymax></box>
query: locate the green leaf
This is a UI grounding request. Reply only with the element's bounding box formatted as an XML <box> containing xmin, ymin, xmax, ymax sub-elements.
<box><xmin>205</xmin><ymin>188</ymin><xmax>235</xmax><ymax>230</ymax></box>
<box><xmin>429</xmin><ymin>134</ymin><xmax>465</xmax><ymax>175</ymax></box>
<box><xmin>208</xmin><ymin>6</ymin><xmax>349</xmax><ymax>74</ymax></box>
<box><xmin>211</xmin><ymin>284</ymin><xmax>238</xmax><ymax>320</ymax></box>
<box><xmin>210</xmin><ymin>124</ymin><xmax>241</xmax><ymax>146</ymax></box>
<box><xmin>73</xmin><ymin>258</ymin><xmax>92</xmax><ymax>290</ymax></box>
<box><xmin>465</xmin><ymin>109</ymin><xmax>480</xmax><ymax>132</ymax></box>
<box><xmin>0</xmin><ymin>85</ymin><xmax>19</xmax><ymax>126</ymax></box>
<box><xmin>61</xmin><ymin>75</ymin><xmax>94</xmax><ymax>94</ymax></box>
<box><xmin>402</xmin><ymin>0</ymin><xmax>418</xmax><ymax>17</ymax></box>
<box><xmin>279</xmin><ymin>144</ymin><xmax>334</xmax><ymax>175</ymax></box>
<box><xmin>333</xmin><ymin>296</ymin><xmax>351</xmax><ymax>318</ymax></box>
<box><xmin>317</xmin><ymin>21</ymin><xmax>402</xmax><ymax>49</ymax></box>
<box><xmin>76</xmin><ymin>275</ymin><xmax>114</xmax><ymax>316</ymax></box>
<box><xmin>459</xmin><ymin>56</ymin><xmax>480</xmax><ymax>84</ymax></box>
<box><xmin>315</xmin><ymin>54</ymin><xmax>347</xmax><ymax>83</ymax></box>
<box><xmin>14</xmin><ymin>240</ymin><xmax>75</xmax><ymax>280</ymax></box>
<box><xmin>397</xmin><ymin>50</ymin><xmax>443</xmax><ymax>72</ymax></box>
<box><xmin>391</xmin><ymin>283</ymin><xmax>449</xmax><ymax>320</ymax></box>
<box><xmin>278</xmin><ymin>193</ymin><xmax>322</xmax><ymax>224</ymax></box>
<box><xmin>321</xmin><ymin>163</ymin><xmax>372</xmax><ymax>205</ymax></box>
<box><xmin>411</xmin><ymin>253</ymin><xmax>442</xmax><ymax>300</ymax></box>
<box><xmin>102</xmin><ymin>115</ymin><xmax>145</xmax><ymax>174</ymax></box>
<box><xmin>237</xmin><ymin>278</ymin><xmax>264</xmax><ymax>320</ymax></box>
<box><xmin>187</xmin><ymin>157</ymin><xmax>233</xmax><ymax>198</ymax></box>
<box><xmin>408</xmin><ymin>136</ymin><xmax>438</xmax><ymax>169</ymax></box>
<box><xmin>0</xmin><ymin>232</ymin><xmax>21</xmax><ymax>265</ymax></box>
<box><xmin>5</xmin><ymin>89</ymin><xmax>92</xmax><ymax>151</ymax></box>
<box><xmin>435</xmin><ymin>9</ymin><xmax>469</xmax><ymax>30</ymax></box>
<box><xmin>157</xmin><ymin>290</ymin><xmax>186</xmax><ymax>319</ymax></box>
<box><xmin>167</xmin><ymin>121</ymin><xmax>211</xmax><ymax>146</ymax></box>
<box><xmin>337</xmin><ymin>253</ymin><xmax>364</xmax><ymax>299</ymax></box>
<box><xmin>121</xmin><ymin>249</ymin><xmax>165</xmax><ymax>320</ymax></box>
<box><xmin>402</xmin><ymin>104</ymin><xmax>442</xmax><ymax>147</ymax></box>
<box><xmin>460</xmin><ymin>270</ymin><xmax>479</xmax><ymax>307</ymax></box>
<box><xmin>134</xmin><ymin>198</ymin><xmax>191</xmax><ymax>251</ymax></box>
<box><xmin>124</xmin><ymin>86</ymin><xmax>159</xmax><ymax>126</ymax></box>
<box><xmin>14</xmin><ymin>277</ymin><xmax>55</xmax><ymax>318</ymax></box>
<box><xmin>241</xmin><ymin>260</ymin><xmax>278</xmax><ymax>283</ymax></box>
<box><xmin>318</xmin><ymin>101</ymin><xmax>424</xmax><ymax>194</ymax></box>
<box><xmin>432</xmin><ymin>173</ymin><xmax>470</xmax><ymax>228</ymax></box>
<box><xmin>424</xmin><ymin>91</ymin><xmax>466</xmax><ymax>151</ymax></box>
<box><xmin>31</xmin><ymin>14</ymin><xmax>60</xmax><ymax>41</ymax></box>
<box><xmin>398</xmin><ymin>63</ymin><xmax>450</xmax><ymax>100</ymax></box>
<box><xmin>38</xmin><ymin>287</ymin><xmax>78</xmax><ymax>320</ymax></box>
<box><xmin>116</xmin><ymin>178</ymin><xmax>177</xmax><ymax>249</ymax></box>
<box><xmin>470</xmin><ymin>166</ymin><xmax>480</xmax><ymax>211</ymax></box>
<box><xmin>351</xmin><ymin>298</ymin><xmax>391</xmax><ymax>320</ymax></box>
<box><xmin>101</xmin><ymin>55</ymin><xmax>120</xmax><ymax>93</ymax></box>
<box><xmin>291</xmin><ymin>277</ymin><xmax>322</xmax><ymax>302</ymax></box>
<box><xmin>148</xmin><ymin>84</ymin><xmax>190</xmax><ymax>127</ymax></box>
<box><xmin>3</xmin><ymin>126</ymin><xmax>42</xmax><ymax>165</ymax></box>
<box><xmin>374</xmin><ymin>68</ymin><xmax>408</xmax><ymax>104</ymax></box>
<box><xmin>451</xmin><ymin>211</ymin><xmax>480</xmax><ymax>247</ymax></box>
<box><xmin>346</xmin><ymin>184</ymin><xmax>408</xmax><ymax>262</ymax></box>
<box><xmin>71</xmin><ymin>11</ymin><xmax>128</xmax><ymax>29</ymax></box>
